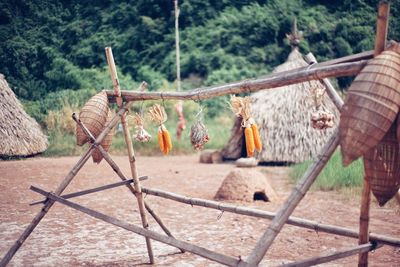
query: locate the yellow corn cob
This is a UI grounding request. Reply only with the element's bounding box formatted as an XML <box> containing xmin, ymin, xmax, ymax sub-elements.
<box><xmin>162</xmin><ymin>128</ymin><xmax>172</xmax><ymax>155</ymax></box>
<box><xmin>157</xmin><ymin>130</ymin><xmax>165</xmax><ymax>154</ymax></box>
<box><xmin>251</xmin><ymin>123</ymin><xmax>262</xmax><ymax>152</ymax></box>
<box><xmin>244</xmin><ymin>126</ymin><xmax>255</xmax><ymax>157</ymax></box>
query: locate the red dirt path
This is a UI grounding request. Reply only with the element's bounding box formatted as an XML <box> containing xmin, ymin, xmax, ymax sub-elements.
<box><xmin>0</xmin><ymin>155</ymin><xmax>399</xmax><ymax>266</ymax></box>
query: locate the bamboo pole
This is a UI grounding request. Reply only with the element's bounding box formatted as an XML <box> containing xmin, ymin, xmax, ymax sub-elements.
<box><xmin>174</xmin><ymin>0</ymin><xmax>181</xmax><ymax>92</ymax></box>
<box><xmin>281</xmin><ymin>243</ymin><xmax>381</xmax><ymax>267</ymax></box>
<box><xmin>0</xmin><ymin>103</ymin><xmax>126</xmax><ymax>266</ymax></box>
<box><xmin>30</xmin><ymin>177</ymin><xmax>148</xmax><ymax>206</ymax></box>
<box><xmin>106</xmin><ymin>60</ymin><xmax>368</xmax><ymax>102</ymax></box>
<box><xmin>396</xmin><ymin>190</ymin><xmax>400</xmax><ymax>206</ymax></box>
<box><xmin>304</xmin><ymin>53</ymin><xmax>344</xmax><ymax>110</ymax></box>
<box><xmin>358</xmin><ymin>178</ymin><xmax>371</xmax><ymax>267</ymax></box>
<box><xmin>374</xmin><ymin>1</ymin><xmax>390</xmax><ymax>56</ymax></box>
<box><xmin>105</xmin><ymin>47</ymin><xmax>154</xmax><ymax>263</ymax></box>
<box><xmin>243</xmin><ymin>129</ymin><xmax>340</xmax><ymax>267</ymax></box>
<box><xmin>31</xmin><ymin>187</ymin><xmax>242</xmax><ymax>267</ymax></box>
<box><xmin>358</xmin><ymin>3</ymin><xmax>390</xmax><ymax>266</ymax></box>
<box><xmin>141</xmin><ymin>186</ymin><xmax>400</xmax><ymax>247</ymax></box>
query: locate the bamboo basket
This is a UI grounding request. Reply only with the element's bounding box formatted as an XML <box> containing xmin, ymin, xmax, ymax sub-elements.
<box><xmin>364</xmin><ymin>121</ymin><xmax>400</xmax><ymax>207</ymax></box>
<box><xmin>92</xmin><ymin>110</ymin><xmax>114</xmax><ymax>163</ymax></box>
<box><xmin>340</xmin><ymin>42</ymin><xmax>400</xmax><ymax>166</ymax></box>
<box><xmin>76</xmin><ymin>91</ymin><xmax>109</xmax><ymax>146</ymax></box>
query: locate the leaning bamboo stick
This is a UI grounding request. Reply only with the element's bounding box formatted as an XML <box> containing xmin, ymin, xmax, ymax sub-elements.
<box><xmin>105</xmin><ymin>60</ymin><xmax>367</xmax><ymax>103</ymax></box>
<box><xmin>105</xmin><ymin>47</ymin><xmax>154</xmax><ymax>263</ymax></box>
<box><xmin>0</xmin><ymin>104</ymin><xmax>127</xmax><ymax>266</ymax></box>
<box><xmin>243</xmin><ymin>129</ymin><xmax>340</xmax><ymax>267</ymax></box>
<box><xmin>31</xmin><ymin>187</ymin><xmax>242</xmax><ymax>267</ymax></box>
<box><xmin>396</xmin><ymin>190</ymin><xmax>400</xmax><ymax>206</ymax></box>
<box><xmin>358</xmin><ymin>178</ymin><xmax>371</xmax><ymax>267</ymax></box>
<box><xmin>358</xmin><ymin>3</ymin><xmax>390</xmax><ymax>266</ymax></box>
<box><xmin>374</xmin><ymin>1</ymin><xmax>390</xmax><ymax>56</ymax></box>
<box><xmin>304</xmin><ymin>53</ymin><xmax>344</xmax><ymax>110</ymax></box>
<box><xmin>141</xmin><ymin>186</ymin><xmax>400</xmax><ymax>247</ymax></box>
<box><xmin>281</xmin><ymin>243</ymin><xmax>381</xmax><ymax>267</ymax></box>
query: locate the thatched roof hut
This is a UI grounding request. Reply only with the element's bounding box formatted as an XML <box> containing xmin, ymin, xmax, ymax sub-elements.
<box><xmin>0</xmin><ymin>74</ymin><xmax>48</xmax><ymax>157</ymax></box>
<box><xmin>221</xmin><ymin>23</ymin><xmax>340</xmax><ymax>163</ymax></box>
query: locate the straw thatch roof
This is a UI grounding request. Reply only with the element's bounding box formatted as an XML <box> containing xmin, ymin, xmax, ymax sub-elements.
<box><xmin>0</xmin><ymin>74</ymin><xmax>48</xmax><ymax>157</ymax></box>
<box><xmin>221</xmin><ymin>48</ymin><xmax>340</xmax><ymax>163</ymax></box>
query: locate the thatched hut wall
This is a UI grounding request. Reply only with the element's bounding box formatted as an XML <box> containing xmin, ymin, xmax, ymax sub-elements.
<box><xmin>221</xmin><ymin>49</ymin><xmax>340</xmax><ymax>163</ymax></box>
<box><xmin>0</xmin><ymin>74</ymin><xmax>48</xmax><ymax>157</ymax></box>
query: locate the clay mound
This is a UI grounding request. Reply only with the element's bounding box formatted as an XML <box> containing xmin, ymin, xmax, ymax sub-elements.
<box><xmin>215</xmin><ymin>168</ymin><xmax>277</xmax><ymax>202</ymax></box>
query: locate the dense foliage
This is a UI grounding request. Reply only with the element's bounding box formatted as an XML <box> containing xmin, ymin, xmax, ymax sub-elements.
<box><xmin>1</xmin><ymin>0</ymin><xmax>399</xmax><ymax>103</ymax></box>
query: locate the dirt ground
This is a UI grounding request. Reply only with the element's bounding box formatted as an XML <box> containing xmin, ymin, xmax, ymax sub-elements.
<box><xmin>0</xmin><ymin>155</ymin><xmax>399</xmax><ymax>267</ymax></box>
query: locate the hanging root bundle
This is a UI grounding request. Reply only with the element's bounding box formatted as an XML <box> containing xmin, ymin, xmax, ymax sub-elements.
<box><xmin>130</xmin><ymin>113</ymin><xmax>151</xmax><ymax>142</ymax></box>
<box><xmin>230</xmin><ymin>96</ymin><xmax>262</xmax><ymax>157</ymax></box>
<box><xmin>190</xmin><ymin>119</ymin><xmax>209</xmax><ymax>150</ymax></box>
<box><xmin>149</xmin><ymin>104</ymin><xmax>172</xmax><ymax>155</ymax></box>
<box><xmin>310</xmin><ymin>83</ymin><xmax>335</xmax><ymax>130</ymax></box>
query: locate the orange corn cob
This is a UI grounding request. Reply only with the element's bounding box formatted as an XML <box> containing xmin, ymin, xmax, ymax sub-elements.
<box><xmin>251</xmin><ymin>123</ymin><xmax>262</xmax><ymax>152</ymax></box>
<box><xmin>244</xmin><ymin>126</ymin><xmax>255</xmax><ymax>157</ymax></box>
<box><xmin>157</xmin><ymin>130</ymin><xmax>165</xmax><ymax>154</ymax></box>
<box><xmin>162</xmin><ymin>128</ymin><xmax>172</xmax><ymax>155</ymax></box>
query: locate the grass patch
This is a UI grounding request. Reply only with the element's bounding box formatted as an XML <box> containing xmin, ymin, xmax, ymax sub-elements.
<box><xmin>289</xmin><ymin>150</ymin><xmax>364</xmax><ymax>191</ymax></box>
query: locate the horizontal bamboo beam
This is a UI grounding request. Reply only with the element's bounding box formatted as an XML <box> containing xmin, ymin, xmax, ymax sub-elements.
<box><xmin>31</xmin><ymin>186</ymin><xmax>242</xmax><ymax>267</ymax></box>
<box><xmin>316</xmin><ymin>50</ymin><xmax>373</xmax><ymax>68</ymax></box>
<box><xmin>29</xmin><ymin>176</ymin><xmax>148</xmax><ymax>206</ymax></box>
<box><xmin>280</xmin><ymin>242</ymin><xmax>381</xmax><ymax>267</ymax></box>
<box><xmin>140</xmin><ymin>186</ymin><xmax>400</xmax><ymax>248</ymax></box>
<box><xmin>106</xmin><ymin>60</ymin><xmax>368</xmax><ymax>102</ymax></box>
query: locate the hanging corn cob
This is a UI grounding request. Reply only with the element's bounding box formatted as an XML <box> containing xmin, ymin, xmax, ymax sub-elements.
<box><xmin>310</xmin><ymin>83</ymin><xmax>334</xmax><ymax>130</ymax></box>
<box><xmin>149</xmin><ymin>104</ymin><xmax>172</xmax><ymax>155</ymax></box>
<box><xmin>130</xmin><ymin>113</ymin><xmax>151</xmax><ymax>142</ymax></box>
<box><xmin>230</xmin><ymin>96</ymin><xmax>262</xmax><ymax>157</ymax></box>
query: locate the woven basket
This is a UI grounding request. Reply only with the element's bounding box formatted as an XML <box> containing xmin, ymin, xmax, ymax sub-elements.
<box><xmin>76</xmin><ymin>91</ymin><xmax>109</xmax><ymax>146</ymax></box>
<box><xmin>364</xmin><ymin>121</ymin><xmax>400</xmax><ymax>207</ymax></box>
<box><xmin>92</xmin><ymin>110</ymin><xmax>114</xmax><ymax>163</ymax></box>
<box><xmin>340</xmin><ymin>43</ymin><xmax>400</xmax><ymax>166</ymax></box>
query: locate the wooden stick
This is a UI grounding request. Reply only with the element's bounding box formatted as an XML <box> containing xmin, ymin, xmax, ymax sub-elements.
<box><xmin>174</xmin><ymin>0</ymin><xmax>181</xmax><ymax>92</ymax></box>
<box><xmin>243</xmin><ymin>129</ymin><xmax>340</xmax><ymax>267</ymax></box>
<box><xmin>281</xmin><ymin>243</ymin><xmax>381</xmax><ymax>267</ymax></box>
<box><xmin>141</xmin><ymin>186</ymin><xmax>400</xmax><ymax>247</ymax></box>
<box><xmin>304</xmin><ymin>53</ymin><xmax>344</xmax><ymax>110</ymax></box>
<box><xmin>31</xmin><ymin>187</ymin><xmax>242</xmax><ymax>267</ymax></box>
<box><xmin>358</xmin><ymin>178</ymin><xmax>371</xmax><ymax>267</ymax></box>
<box><xmin>29</xmin><ymin>176</ymin><xmax>148</xmax><ymax>206</ymax></box>
<box><xmin>316</xmin><ymin>50</ymin><xmax>373</xmax><ymax>68</ymax></box>
<box><xmin>396</xmin><ymin>190</ymin><xmax>400</xmax><ymax>206</ymax></box>
<box><xmin>374</xmin><ymin>1</ymin><xmax>390</xmax><ymax>56</ymax></box>
<box><xmin>358</xmin><ymin>3</ymin><xmax>390</xmax><ymax>266</ymax></box>
<box><xmin>105</xmin><ymin>47</ymin><xmax>154</xmax><ymax>263</ymax></box>
<box><xmin>105</xmin><ymin>60</ymin><xmax>367</xmax><ymax>103</ymax></box>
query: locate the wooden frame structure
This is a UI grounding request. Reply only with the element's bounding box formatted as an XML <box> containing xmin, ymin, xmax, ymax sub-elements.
<box><xmin>1</xmin><ymin>2</ymin><xmax>399</xmax><ymax>266</ymax></box>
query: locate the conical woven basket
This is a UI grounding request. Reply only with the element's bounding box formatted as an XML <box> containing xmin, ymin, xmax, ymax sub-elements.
<box><xmin>76</xmin><ymin>91</ymin><xmax>109</xmax><ymax>146</ymax></box>
<box><xmin>364</xmin><ymin>121</ymin><xmax>400</xmax><ymax>207</ymax></box>
<box><xmin>340</xmin><ymin>42</ymin><xmax>400</xmax><ymax>166</ymax></box>
<box><xmin>92</xmin><ymin>110</ymin><xmax>114</xmax><ymax>163</ymax></box>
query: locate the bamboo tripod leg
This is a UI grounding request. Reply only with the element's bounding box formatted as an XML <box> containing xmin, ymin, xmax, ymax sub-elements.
<box><xmin>358</xmin><ymin>178</ymin><xmax>371</xmax><ymax>267</ymax></box>
<box><xmin>396</xmin><ymin>190</ymin><xmax>400</xmax><ymax>206</ymax></box>
<box><xmin>0</xmin><ymin>147</ymin><xmax>94</xmax><ymax>267</ymax></box>
<box><xmin>120</xmin><ymin>114</ymin><xmax>154</xmax><ymax>263</ymax></box>
<box><xmin>243</xmin><ymin>129</ymin><xmax>340</xmax><ymax>267</ymax></box>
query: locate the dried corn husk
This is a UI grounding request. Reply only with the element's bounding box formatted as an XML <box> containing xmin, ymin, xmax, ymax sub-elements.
<box><xmin>149</xmin><ymin>104</ymin><xmax>172</xmax><ymax>155</ymax></box>
<box><xmin>148</xmin><ymin>104</ymin><xmax>167</xmax><ymax>125</ymax></box>
<box><xmin>131</xmin><ymin>113</ymin><xmax>151</xmax><ymax>142</ymax></box>
<box><xmin>76</xmin><ymin>91</ymin><xmax>109</xmax><ymax>146</ymax></box>
<box><xmin>190</xmin><ymin>120</ymin><xmax>209</xmax><ymax>150</ymax></box>
<box><xmin>364</xmin><ymin>121</ymin><xmax>400</xmax><ymax>206</ymax></box>
<box><xmin>340</xmin><ymin>42</ymin><xmax>400</xmax><ymax>166</ymax></box>
<box><xmin>91</xmin><ymin>110</ymin><xmax>115</xmax><ymax>163</ymax></box>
